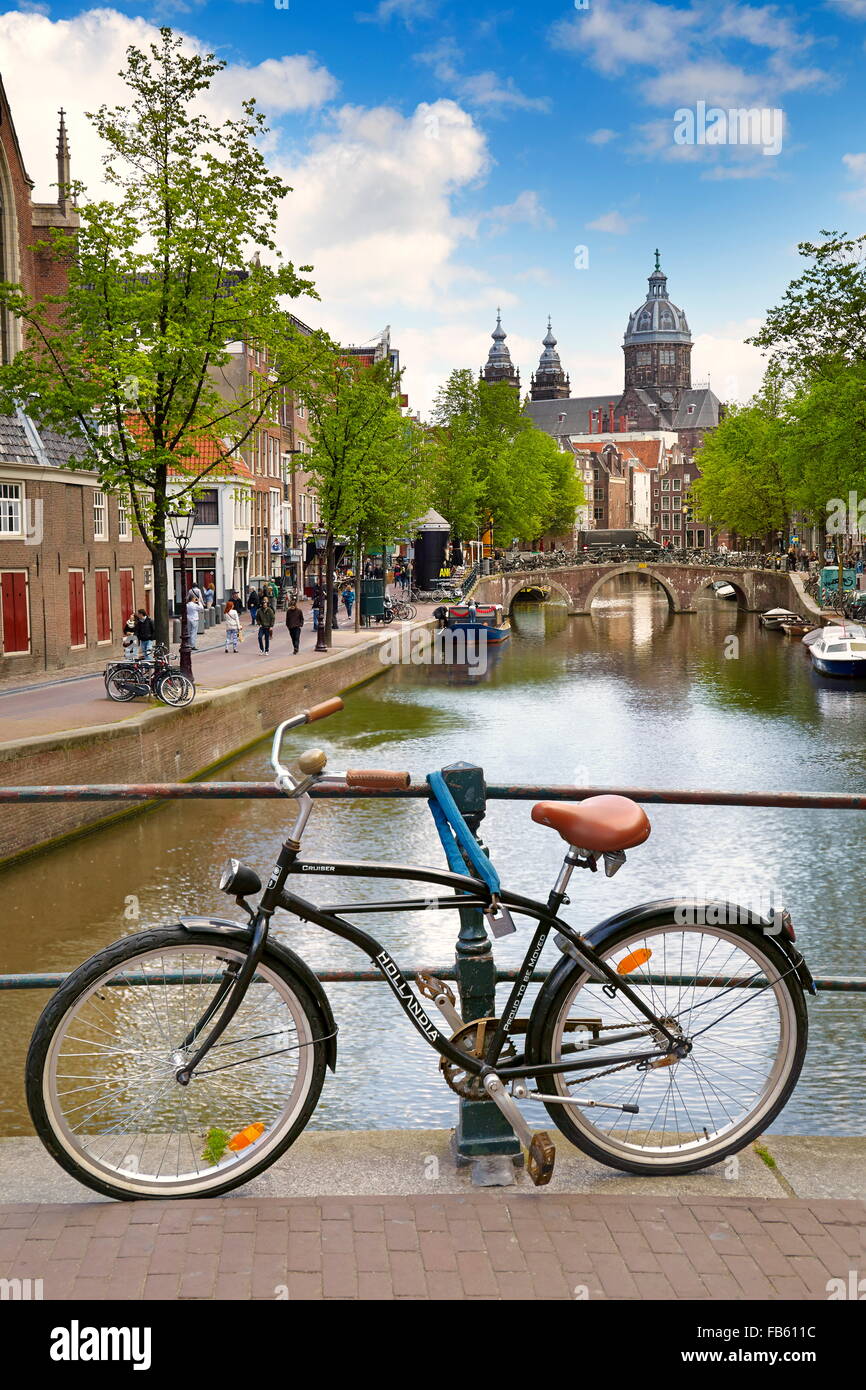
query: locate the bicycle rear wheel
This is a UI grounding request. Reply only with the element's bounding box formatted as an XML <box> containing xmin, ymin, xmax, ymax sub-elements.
<box><xmin>27</xmin><ymin>928</ymin><xmax>328</xmax><ymax>1199</ymax></box>
<box><xmin>530</xmin><ymin>920</ymin><xmax>807</xmax><ymax>1175</ymax></box>
<box><xmin>105</xmin><ymin>671</ymin><xmax>138</xmax><ymax>701</ymax></box>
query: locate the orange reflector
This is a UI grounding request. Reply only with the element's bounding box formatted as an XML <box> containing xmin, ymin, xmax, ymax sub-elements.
<box><xmin>617</xmin><ymin>948</ymin><xmax>652</xmax><ymax>976</ymax></box>
<box><xmin>228</xmin><ymin>1122</ymin><xmax>265</xmax><ymax>1152</ymax></box>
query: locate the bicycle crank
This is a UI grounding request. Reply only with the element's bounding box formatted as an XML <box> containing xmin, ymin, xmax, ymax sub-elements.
<box><xmin>482</xmin><ymin>1075</ymin><xmax>556</xmax><ymax>1188</ymax></box>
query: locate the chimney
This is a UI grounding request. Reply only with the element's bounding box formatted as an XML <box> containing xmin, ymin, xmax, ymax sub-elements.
<box><xmin>608</xmin><ymin>401</ymin><xmax>615</xmax><ymax>432</ymax></box>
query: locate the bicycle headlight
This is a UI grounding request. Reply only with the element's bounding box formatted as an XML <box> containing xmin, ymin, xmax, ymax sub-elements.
<box><xmin>219</xmin><ymin>858</ymin><xmax>262</xmax><ymax>898</ymax></box>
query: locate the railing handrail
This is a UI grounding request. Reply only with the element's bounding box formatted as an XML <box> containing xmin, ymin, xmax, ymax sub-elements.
<box><xmin>2</xmin><ymin>782</ymin><xmax>866</xmax><ymax>810</ymax></box>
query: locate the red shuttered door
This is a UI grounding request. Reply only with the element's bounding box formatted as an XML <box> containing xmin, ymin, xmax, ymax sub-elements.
<box><xmin>119</xmin><ymin>569</ymin><xmax>135</xmax><ymax>624</ymax></box>
<box><xmin>1</xmin><ymin>571</ymin><xmax>30</xmax><ymax>654</ymax></box>
<box><xmin>68</xmin><ymin>569</ymin><xmax>86</xmax><ymax>647</ymax></box>
<box><xmin>95</xmin><ymin>569</ymin><xmax>111</xmax><ymax>643</ymax></box>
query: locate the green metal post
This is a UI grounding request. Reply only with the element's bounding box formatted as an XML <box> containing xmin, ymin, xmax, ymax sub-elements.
<box><xmin>442</xmin><ymin>761</ymin><xmax>521</xmax><ymax>1167</ymax></box>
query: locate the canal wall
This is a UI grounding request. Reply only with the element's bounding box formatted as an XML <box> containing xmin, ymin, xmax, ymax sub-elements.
<box><xmin>0</xmin><ymin>631</ymin><xmax>396</xmax><ymax>868</ymax></box>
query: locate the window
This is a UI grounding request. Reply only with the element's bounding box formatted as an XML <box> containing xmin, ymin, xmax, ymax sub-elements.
<box><xmin>672</xmin><ymin>478</ymin><xmax>681</xmax><ymax>491</ymax></box>
<box><xmin>118</xmin><ymin>496</ymin><xmax>130</xmax><ymax>540</ymax></box>
<box><xmin>93</xmin><ymin>490</ymin><xmax>107</xmax><ymax>540</ymax></box>
<box><xmin>659</xmin><ymin>349</ymin><xmax>675</xmax><ymax>365</ymax></box>
<box><xmin>673</xmin><ymin>513</ymin><xmax>681</xmax><ymax>530</ymax></box>
<box><xmin>662</xmin><ymin>514</ymin><xmax>670</xmax><ymax>530</ymax></box>
<box><xmin>636</xmin><ymin>351</ymin><xmax>651</xmax><ymax>365</ymax></box>
<box><xmin>593</xmin><ymin>507</ymin><xmax>604</xmax><ymax>521</ymax></box>
<box><xmin>662</xmin><ymin>479</ymin><xmax>670</xmax><ymax>491</ymax></box>
<box><xmin>593</xmin><ymin>469</ymin><xmax>599</xmax><ymax>480</ymax></box>
<box><xmin>594</xmin><ymin>487</ymin><xmax>604</xmax><ymax>502</ymax></box>
<box><xmin>193</xmin><ymin>490</ymin><xmax>219</xmax><ymax>526</ymax></box>
<box><xmin>0</xmin><ymin>483</ymin><xmax>23</xmax><ymax>536</ymax></box>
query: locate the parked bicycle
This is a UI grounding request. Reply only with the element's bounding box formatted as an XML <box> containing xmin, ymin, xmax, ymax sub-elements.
<box><xmin>104</xmin><ymin>643</ymin><xmax>195</xmax><ymax>707</ymax></box>
<box><xmin>26</xmin><ymin>696</ymin><xmax>813</xmax><ymax>1200</ymax></box>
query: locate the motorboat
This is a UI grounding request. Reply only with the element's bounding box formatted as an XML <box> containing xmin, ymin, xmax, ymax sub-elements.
<box><xmin>802</xmin><ymin>622</ymin><xmax>865</xmax><ymax>647</ymax></box>
<box><xmin>712</xmin><ymin>581</ymin><xmax>736</xmax><ymax>600</ymax></box>
<box><xmin>778</xmin><ymin>616</ymin><xmax>813</xmax><ymax>638</ymax></box>
<box><xmin>759</xmin><ymin>608</ymin><xmax>801</xmax><ymax>630</ymax></box>
<box><xmin>807</xmin><ymin>625</ymin><xmax>866</xmax><ymax>677</ymax></box>
<box><xmin>436</xmin><ymin>602</ymin><xmax>511</xmax><ymax>644</ymax></box>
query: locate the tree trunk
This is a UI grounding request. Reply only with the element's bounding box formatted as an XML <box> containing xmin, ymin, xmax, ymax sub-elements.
<box><xmin>354</xmin><ymin>536</ymin><xmax>361</xmax><ymax>632</ymax></box>
<box><xmin>324</xmin><ymin>531</ymin><xmax>335</xmax><ymax>649</ymax></box>
<box><xmin>151</xmin><ymin>478</ymin><xmax>171</xmax><ymax>648</ymax></box>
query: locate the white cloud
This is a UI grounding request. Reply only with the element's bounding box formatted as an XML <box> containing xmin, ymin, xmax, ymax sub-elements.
<box><xmin>485</xmin><ymin>190</ymin><xmax>553</xmax><ymax>233</ymax></box>
<box><xmin>586</xmin><ymin>210</ymin><xmax>638</xmax><ymax>234</ymax></box>
<box><xmin>587</xmin><ymin>128</ymin><xmax>618</xmax><ymax>145</ymax></box>
<box><xmin>826</xmin><ymin>0</ymin><xmax>866</xmax><ymax>17</ymax></box>
<box><xmin>842</xmin><ymin>151</ymin><xmax>866</xmax><ymax>201</ymax></box>
<box><xmin>415</xmin><ymin>39</ymin><xmax>549</xmax><ymax>112</ymax></box>
<box><xmin>692</xmin><ymin>321</ymin><xmax>765</xmax><ymax>403</ymax></box>
<box><xmin>0</xmin><ymin>9</ymin><xmax>338</xmax><ymax>201</ymax></box>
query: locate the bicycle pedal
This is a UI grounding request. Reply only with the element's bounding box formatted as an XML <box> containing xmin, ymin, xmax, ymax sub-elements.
<box><xmin>527</xmin><ymin>1131</ymin><xmax>556</xmax><ymax>1187</ymax></box>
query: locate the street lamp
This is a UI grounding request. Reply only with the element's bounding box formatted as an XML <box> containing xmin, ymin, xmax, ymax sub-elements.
<box><xmin>168</xmin><ymin>508</ymin><xmax>196</xmax><ymax>679</ymax></box>
<box><xmin>314</xmin><ymin>530</ymin><xmax>328</xmax><ymax>653</ymax></box>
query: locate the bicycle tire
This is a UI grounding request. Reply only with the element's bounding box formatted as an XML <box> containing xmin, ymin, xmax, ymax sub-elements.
<box><xmin>156</xmin><ymin>672</ymin><xmax>195</xmax><ymax>706</ymax></box>
<box><xmin>529</xmin><ymin>918</ymin><xmax>807</xmax><ymax>1176</ymax></box>
<box><xmin>26</xmin><ymin>927</ymin><xmax>328</xmax><ymax>1201</ymax></box>
<box><xmin>105</xmin><ymin>671</ymin><xmax>139</xmax><ymax>702</ymax></box>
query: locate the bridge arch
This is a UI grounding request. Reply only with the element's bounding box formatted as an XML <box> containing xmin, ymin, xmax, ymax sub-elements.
<box><xmin>583</xmin><ymin>564</ymin><xmax>680</xmax><ymax>613</ymax></box>
<box><xmin>506</xmin><ymin>576</ymin><xmax>573</xmax><ymax>613</ymax></box>
<box><xmin>695</xmin><ymin>573</ymin><xmax>750</xmax><ymax>608</ymax></box>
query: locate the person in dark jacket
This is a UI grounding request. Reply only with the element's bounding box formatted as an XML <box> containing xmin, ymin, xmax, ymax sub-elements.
<box><xmin>256</xmin><ymin>595</ymin><xmax>275</xmax><ymax>653</ymax></box>
<box><xmin>134</xmin><ymin>609</ymin><xmax>155</xmax><ymax>659</ymax></box>
<box><xmin>247</xmin><ymin>587</ymin><xmax>259</xmax><ymax>626</ymax></box>
<box><xmin>285</xmin><ymin>599</ymin><xmax>305</xmax><ymax>654</ymax></box>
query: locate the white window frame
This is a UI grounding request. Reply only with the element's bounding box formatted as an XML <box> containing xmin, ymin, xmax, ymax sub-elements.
<box><xmin>0</xmin><ymin>482</ymin><xmax>24</xmax><ymax>538</ymax></box>
<box><xmin>93</xmin><ymin>489</ymin><xmax>108</xmax><ymax>541</ymax></box>
<box><xmin>117</xmin><ymin>495</ymin><xmax>131</xmax><ymax>541</ymax></box>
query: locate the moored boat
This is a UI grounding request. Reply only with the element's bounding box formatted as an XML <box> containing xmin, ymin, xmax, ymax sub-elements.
<box><xmin>712</xmin><ymin>581</ymin><xmax>736</xmax><ymax>600</ymax></box>
<box><xmin>760</xmin><ymin>608</ymin><xmax>801</xmax><ymax>630</ymax></box>
<box><xmin>437</xmin><ymin>602</ymin><xmax>511</xmax><ymax>644</ymax></box>
<box><xmin>807</xmin><ymin>624</ymin><xmax>866</xmax><ymax>677</ymax></box>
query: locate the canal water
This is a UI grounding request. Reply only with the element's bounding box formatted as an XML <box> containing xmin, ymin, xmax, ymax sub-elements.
<box><xmin>1</xmin><ymin>576</ymin><xmax>864</xmax><ymax>1137</ymax></box>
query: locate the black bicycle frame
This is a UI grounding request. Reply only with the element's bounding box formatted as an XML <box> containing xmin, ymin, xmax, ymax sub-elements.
<box><xmin>179</xmin><ymin>836</ymin><xmax>679</xmax><ymax>1085</ymax></box>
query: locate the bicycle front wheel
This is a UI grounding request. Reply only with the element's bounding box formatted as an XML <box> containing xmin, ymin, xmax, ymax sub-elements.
<box><xmin>156</xmin><ymin>672</ymin><xmax>195</xmax><ymax>706</ymax></box>
<box><xmin>105</xmin><ymin>671</ymin><xmax>138</xmax><ymax>701</ymax></box>
<box><xmin>27</xmin><ymin>928</ymin><xmax>328</xmax><ymax>1200</ymax></box>
<box><xmin>530</xmin><ymin>920</ymin><xmax>807</xmax><ymax>1175</ymax></box>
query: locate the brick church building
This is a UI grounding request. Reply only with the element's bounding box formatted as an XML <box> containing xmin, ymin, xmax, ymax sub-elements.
<box><xmin>0</xmin><ymin>79</ymin><xmax>152</xmax><ymax>675</ymax></box>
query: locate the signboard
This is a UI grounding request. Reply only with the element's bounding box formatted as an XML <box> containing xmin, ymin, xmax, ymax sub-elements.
<box><xmin>270</xmin><ymin>538</ymin><xmax>283</xmax><ymax>554</ymax></box>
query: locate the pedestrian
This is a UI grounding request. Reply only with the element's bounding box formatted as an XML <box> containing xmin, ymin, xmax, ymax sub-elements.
<box><xmin>285</xmin><ymin>597</ymin><xmax>304</xmax><ymax>653</ymax></box>
<box><xmin>342</xmin><ymin>585</ymin><xmax>355</xmax><ymax>620</ymax></box>
<box><xmin>190</xmin><ymin>581</ymin><xmax>204</xmax><ymax>607</ymax></box>
<box><xmin>134</xmin><ymin>607</ymin><xmax>155</xmax><ymax>659</ymax></box>
<box><xmin>122</xmin><ymin>613</ymin><xmax>137</xmax><ymax>659</ymax></box>
<box><xmin>312</xmin><ymin>584</ymin><xmax>323</xmax><ymax>631</ymax></box>
<box><xmin>256</xmin><ymin>594</ymin><xmax>275</xmax><ymax>653</ymax></box>
<box><xmin>247</xmin><ymin>586</ymin><xmax>259</xmax><ymax>626</ymax></box>
<box><xmin>229</xmin><ymin>587</ymin><xmax>243</xmax><ymax>613</ymax></box>
<box><xmin>204</xmin><ymin>582</ymin><xmax>215</xmax><ymax>608</ymax></box>
<box><xmin>186</xmin><ymin>592</ymin><xmax>204</xmax><ymax>651</ymax></box>
<box><xmin>224</xmin><ymin>600</ymin><xmax>241</xmax><ymax>653</ymax></box>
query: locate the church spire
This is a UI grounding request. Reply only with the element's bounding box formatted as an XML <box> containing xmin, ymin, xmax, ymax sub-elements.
<box><xmin>56</xmin><ymin>109</ymin><xmax>71</xmax><ymax>213</ymax></box>
<box><xmin>481</xmin><ymin>308</ymin><xmax>520</xmax><ymax>391</ymax></box>
<box><xmin>530</xmin><ymin>317</ymin><xmax>570</xmax><ymax>401</ymax></box>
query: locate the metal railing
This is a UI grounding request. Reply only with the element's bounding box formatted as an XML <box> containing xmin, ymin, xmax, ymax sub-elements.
<box><xmin>2</xmin><ymin>778</ymin><xmax>865</xmax><ymax>1000</ymax></box>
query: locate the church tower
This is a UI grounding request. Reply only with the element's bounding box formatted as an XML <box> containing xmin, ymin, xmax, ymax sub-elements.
<box><xmin>622</xmin><ymin>251</ymin><xmax>692</xmax><ymax>400</ymax></box>
<box><xmin>481</xmin><ymin>309</ymin><xmax>520</xmax><ymax>391</ymax></box>
<box><xmin>530</xmin><ymin>318</ymin><xmax>570</xmax><ymax>401</ymax></box>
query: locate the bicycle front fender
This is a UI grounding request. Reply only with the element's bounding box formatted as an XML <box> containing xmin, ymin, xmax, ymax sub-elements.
<box><xmin>178</xmin><ymin>916</ymin><xmax>338</xmax><ymax>1070</ymax></box>
<box><xmin>526</xmin><ymin>896</ymin><xmax>814</xmax><ymax>1063</ymax></box>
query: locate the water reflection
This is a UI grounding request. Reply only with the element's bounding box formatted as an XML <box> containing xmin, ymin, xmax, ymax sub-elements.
<box><xmin>0</xmin><ymin>578</ymin><xmax>863</xmax><ymax>1137</ymax></box>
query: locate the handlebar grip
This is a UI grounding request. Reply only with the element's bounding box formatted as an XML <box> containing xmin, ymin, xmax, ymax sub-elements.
<box><xmin>345</xmin><ymin>769</ymin><xmax>411</xmax><ymax>789</ymax></box>
<box><xmin>306</xmin><ymin>697</ymin><xmax>344</xmax><ymax>723</ymax></box>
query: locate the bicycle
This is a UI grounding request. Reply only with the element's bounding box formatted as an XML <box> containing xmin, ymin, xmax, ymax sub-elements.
<box><xmin>26</xmin><ymin>697</ymin><xmax>814</xmax><ymax>1200</ymax></box>
<box><xmin>104</xmin><ymin>644</ymin><xmax>195</xmax><ymax>707</ymax></box>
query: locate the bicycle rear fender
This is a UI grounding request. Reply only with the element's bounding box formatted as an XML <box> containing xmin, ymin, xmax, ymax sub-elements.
<box><xmin>526</xmin><ymin>896</ymin><xmax>815</xmax><ymax>1063</ymax></box>
<box><xmin>177</xmin><ymin>916</ymin><xmax>338</xmax><ymax>1070</ymax></box>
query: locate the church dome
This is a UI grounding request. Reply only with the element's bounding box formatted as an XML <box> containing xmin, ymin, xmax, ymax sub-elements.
<box><xmin>624</xmin><ymin>254</ymin><xmax>691</xmax><ymax>346</ymax></box>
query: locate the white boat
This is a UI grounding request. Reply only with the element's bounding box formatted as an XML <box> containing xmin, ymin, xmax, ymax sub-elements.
<box><xmin>802</xmin><ymin>622</ymin><xmax>865</xmax><ymax>647</ymax></box>
<box><xmin>808</xmin><ymin>625</ymin><xmax>866</xmax><ymax>677</ymax></box>
<box><xmin>713</xmin><ymin>581</ymin><xmax>736</xmax><ymax>601</ymax></box>
<box><xmin>760</xmin><ymin>608</ymin><xmax>800</xmax><ymax>630</ymax></box>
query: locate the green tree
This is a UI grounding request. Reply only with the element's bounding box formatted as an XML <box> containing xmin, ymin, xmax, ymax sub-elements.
<box><xmin>0</xmin><ymin>28</ymin><xmax>324</xmax><ymax>644</ymax></box>
<box><xmin>303</xmin><ymin>356</ymin><xmax>422</xmax><ymax>642</ymax></box>
<box><xmin>692</xmin><ymin>373</ymin><xmax>792</xmax><ymax>542</ymax></box>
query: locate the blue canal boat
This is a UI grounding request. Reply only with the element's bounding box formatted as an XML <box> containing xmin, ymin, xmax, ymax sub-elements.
<box><xmin>436</xmin><ymin>602</ymin><xmax>511</xmax><ymax>644</ymax></box>
<box><xmin>807</xmin><ymin>624</ymin><xmax>866</xmax><ymax>677</ymax></box>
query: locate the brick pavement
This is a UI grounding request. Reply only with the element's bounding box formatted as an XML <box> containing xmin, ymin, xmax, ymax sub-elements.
<box><xmin>1</xmin><ymin>1194</ymin><xmax>863</xmax><ymax>1301</ymax></box>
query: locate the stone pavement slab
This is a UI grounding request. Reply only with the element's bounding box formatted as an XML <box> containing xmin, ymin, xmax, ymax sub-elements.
<box><xmin>1</xmin><ymin>1192</ymin><xmax>862</xmax><ymax>1301</ymax></box>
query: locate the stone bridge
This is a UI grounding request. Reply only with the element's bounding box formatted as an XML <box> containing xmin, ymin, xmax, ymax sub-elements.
<box><xmin>472</xmin><ymin>563</ymin><xmax>801</xmax><ymax>616</ymax></box>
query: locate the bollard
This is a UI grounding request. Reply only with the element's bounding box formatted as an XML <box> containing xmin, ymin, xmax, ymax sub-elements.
<box><xmin>442</xmin><ymin>762</ymin><xmax>521</xmax><ymax>1175</ymax></box>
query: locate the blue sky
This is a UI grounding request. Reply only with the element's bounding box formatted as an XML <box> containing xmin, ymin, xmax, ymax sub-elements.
<box><xmin>2</xmin><ymin>0</ymin><xmax>865</xmax><ymax>413</ymax></box>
